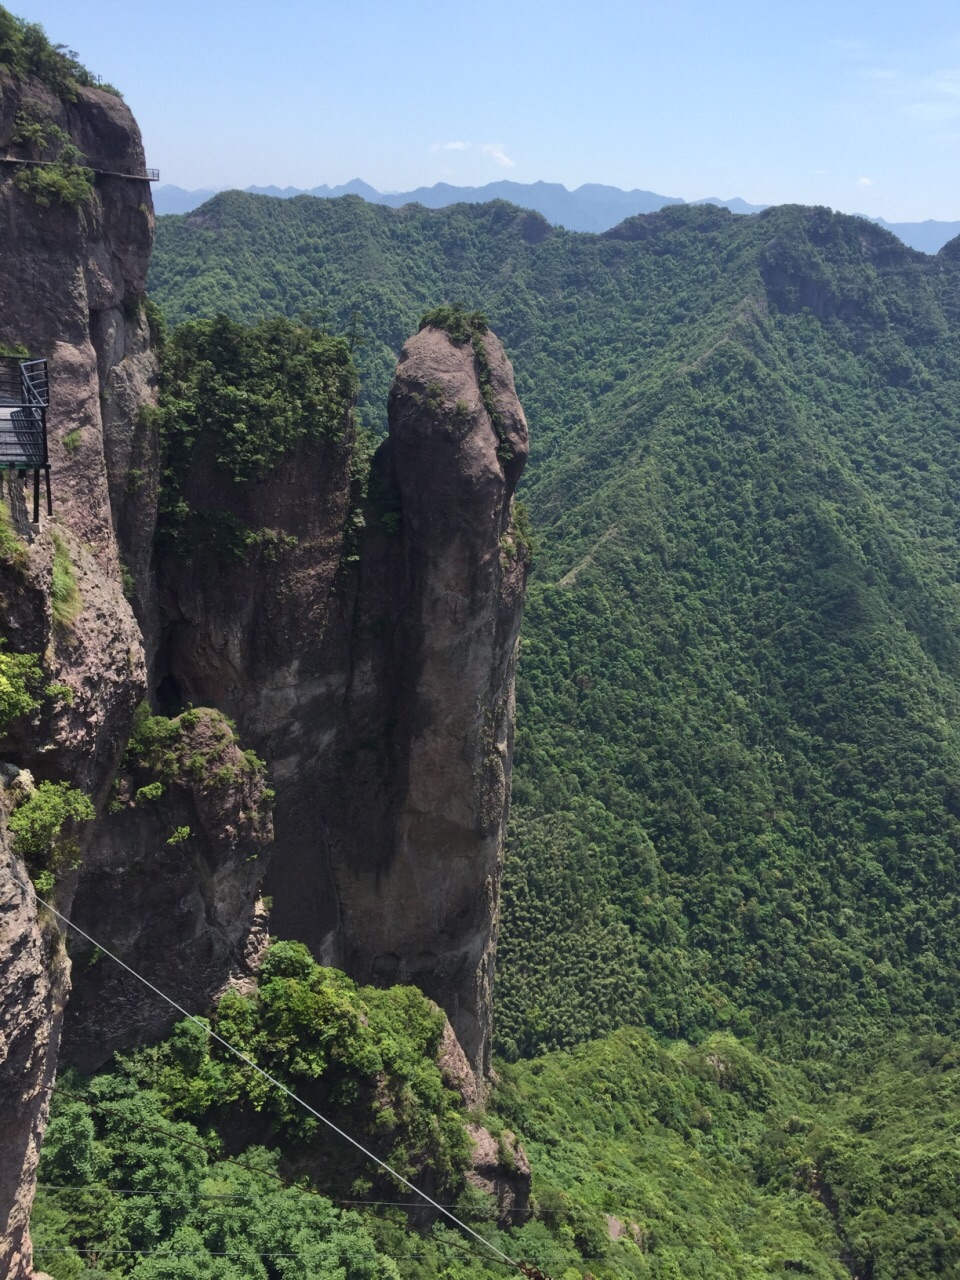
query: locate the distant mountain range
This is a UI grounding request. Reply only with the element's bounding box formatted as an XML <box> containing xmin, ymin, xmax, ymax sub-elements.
<box><xmin>152</xmin><ymin>178</ymin><xmax>706</xmax><ymax>228</ymax></box>
<box><xmin>152</xmin><ymin>178</ymin><xmax>960</xmax><ymax>254</ymax></box>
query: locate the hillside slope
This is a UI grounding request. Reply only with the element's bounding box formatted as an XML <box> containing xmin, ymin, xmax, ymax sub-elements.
<box><xmin>151</xmin><ymin>196</ymin><xmax>960</xmax><ymax>1065</ymax></box>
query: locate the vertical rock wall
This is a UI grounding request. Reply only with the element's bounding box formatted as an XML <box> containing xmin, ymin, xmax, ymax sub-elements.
<box><xmin>311</xmin><ymin>326</ymin><xmax>529</xmax><ymax>1075</ymax></box>
<box><xmin>160</xmin><ymin>324</ymin><xmax>530</xmax><ymax>1077</ymax></box>
<box><xmin>0</xmin><ymin>75</ymin><xmax>157</xmax><ymax>1279</ymax></box>
<box><xmin>0</xmin><ymin>838</ymin><xmax>67</xmax><ymax>1280</ymax></box>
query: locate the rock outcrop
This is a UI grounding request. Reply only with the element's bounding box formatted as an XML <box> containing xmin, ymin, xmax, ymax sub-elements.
<box><xmin>314</xmin><ymin>325</ymin><xmax>529</xmax><ymax>1076</ymax></box>
<box><xmin>465</xmin><ymin>1123</ymin><xmax>532</xmax><ymax>1225</ymax></box>
<box><xmin>62</xmin><ymin>707</ymin><xmax>273</xmax><ymax>1070</ymax></box>
<box><xmin>0</xmin><ymin>61</ymin><xmax>530</xmax><ymax>1274</ymax></box>
<box><xmin>160</xmin><ymin>322</ymin><xmax>529</xmax><ymax>1078</ymax></box>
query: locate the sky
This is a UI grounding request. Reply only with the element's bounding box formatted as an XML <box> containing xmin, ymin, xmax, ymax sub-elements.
<box><xmin>13</xmin><ymin>0</ymin><xmax>960</xmax><ymax>220</ymax></box>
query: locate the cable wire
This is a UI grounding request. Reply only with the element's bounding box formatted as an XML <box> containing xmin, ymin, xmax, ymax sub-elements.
<box><xmin>38</xmin><ymin>1182</ymin><xmax>549</xmax><ymax>1214</ymax></box>
<box><xmin>38</xmin><ymin>1091</ymin><xmax>524</xmax><ymax>1273</ymax></box>
<box><xmin>11</xmin><ymin>872</ymin><xmax>523</xmax><ymax>1273</ymax></box>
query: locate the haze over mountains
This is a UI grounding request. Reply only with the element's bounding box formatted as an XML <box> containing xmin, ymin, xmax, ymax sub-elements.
<box><xmin>153</xmin><ymin>177</ymin><xmax>960</xmax><ymax>253</ymax></box>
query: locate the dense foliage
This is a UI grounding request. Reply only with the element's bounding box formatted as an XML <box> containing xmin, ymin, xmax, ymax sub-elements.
<box><xmin>0</xmin><ymin>5</ymin><xmax>118</xmax><ymax>98</ymax></box>
<box><xmin>39</xmin><ymin>993</ymin><xmax>960</xmax><ymax>1278</ymax></box>
<box><xmin>148</xmin><ymin>313</ymin><xmax>357</xmax><ymax>555</ymax></box>
<box><xmin>33</xmin><ymin>944</ymin><xmax>520</xmax><ymax>1280</ymax></box>
<box><xmin>132</xmin><ymin>193</ymin><xmax>960</xmax><ymax>1273</ymax></box>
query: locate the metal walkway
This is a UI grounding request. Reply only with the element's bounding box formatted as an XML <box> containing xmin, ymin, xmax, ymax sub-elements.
<box><xmin>0</xmin><ymin>405</ymin><xmax>45</xmax><ymax>467</ymax></box>
<box><xmin>0</xmin><ymin>155</ymin><xmax>159</xmax><ymax>182</ymax></box>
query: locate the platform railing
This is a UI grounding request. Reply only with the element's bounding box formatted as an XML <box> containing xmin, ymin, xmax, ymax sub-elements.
<box><xmin>0</xmin><ymin>356</ymin><xmax>51</xmax><ymax>519</ymax></box>
<box><xmin>20</xmin><ymin>359</ymin><xmax>49</xmax><ymax>408</ymax></box>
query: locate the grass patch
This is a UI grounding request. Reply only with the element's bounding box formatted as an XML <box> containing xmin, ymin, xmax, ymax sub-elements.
<box><xmin>50</xmin><ymin>531</ymin><xmax>81</xmax><ymax>629</ymax></box>
<box><xmin>0</xmin><ymin>496</ymin><xmax>27</xmax><ymax>569</ymax></box>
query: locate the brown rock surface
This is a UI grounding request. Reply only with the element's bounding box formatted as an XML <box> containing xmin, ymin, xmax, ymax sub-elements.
<box><xmin>62</xmin><ymin>709</ymin><xmax>273</xmax><ymax>1070</ymax></box>
<box><xmin>0</xmin><ymin>839</ymin><xmax>67</xmax><ymax>1280</ymax></box>
<box><xmin>156</xmin><ymin>420</ymin><xmax>356</xmax><ymax>960</ymax></box>
<box><xmin>312</xmin><ymin>323</ymin><xmax>529</xmax><ymax>1075</ymax></box>
<box><xmin>437</xmin><ymin>1013</ymin><xmax>482</xmax><ymax>1111</ymax></box>
<box><xmin>0</xmin><ymin>74</ymin><xmax>157</xmax><ymax>1280</ymax></box>
<box><xmin>465</xmin><ymin>1122</ymin><xmax>532</xmax><ymax>1225</ymax></box>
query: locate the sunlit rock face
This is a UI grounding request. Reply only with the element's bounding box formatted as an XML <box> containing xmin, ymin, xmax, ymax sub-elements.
<box><xmin>160</xmin><ymin>319</ymin><xmax>530</xmax><ymax>1081</ymax></box>
<box><xmin>311</xmin><ymin>323</ymin><xmax>530</xmax><ymax>1078</ymax></box>
<box><xmin>0</xmin><ymin>74</ymin><xmax>157</xmax><ymax>1280</ymax></box>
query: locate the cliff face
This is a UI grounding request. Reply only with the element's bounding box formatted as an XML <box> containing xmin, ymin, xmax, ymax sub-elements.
<box><xmin>0</xmin><ymin>831</ymin><xmax>67</xmax><ymax>1280</ymax></box>
<box><xmin>314</xmin><ymin>326</ymin><xmax>529</xmax><ymax>1073</ymax></box>
<box><xmin>160</xmin><ymin>324</ymin><xmax>530</xmax><ymax>1075</ymax></box>
<box><xmin>0</xmin><ymin>75</ymin><xmax>155</xmax><ymax>1279</ymax></box>
<box><xmin>0</xmin><ymin>65</ymin><xmax>530</xmax><ymax>1273</ymax></box>
<box><xmin>62</xmin><ymin>707</ymin><xmax>273</xmax><ymax>1071</ymax></box>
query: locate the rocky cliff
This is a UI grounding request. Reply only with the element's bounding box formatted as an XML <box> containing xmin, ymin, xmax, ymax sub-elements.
<box><xmin>0</xmin><ymin>71</ymin><xmax>155</xmax><ymax>1278</ymax></box>
<box><xmin>159</xmin><ymin>321</ymin><xmax>530</xmax><ymax>1078</ymax></box>
<box><xmin>0</xmin><ymin>69</ymin><xmax>271</xmax><ymax>1277</ymax></box>
<box><xmin>0</xmin><ymin>48</ymin><xmax>529</xmax><ymax>1279</ymax></box>
<box><xmin>315</xmin><ymin>324</ymin><xmax>529</xmax><ymax>1075</ymax></box>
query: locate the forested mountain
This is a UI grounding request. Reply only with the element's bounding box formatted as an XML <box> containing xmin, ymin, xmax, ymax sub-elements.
<box><xmin>144</xmin><ymin>198</ymin><xmax>960</xmax><ymax>1273</ymax></box>
<box><xmin>152</xmin><ymin>181</ymin><xmax>960</xmax><ymax>251</ymax></box>
<box><xmin>17</xmin><ymin>178</ymin><xmax>960</xmax><ymax>1277</ymax></box>
<box><xmin>151</xmin><ymin>192</ymin><xmax>960</xmax><ymax>1064</ymax></box>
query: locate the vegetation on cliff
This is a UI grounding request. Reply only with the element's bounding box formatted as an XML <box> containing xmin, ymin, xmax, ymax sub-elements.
<box><xmin>148</xmin><ymin>313</ymin><xmax>357</xmax><ymax>556</ymax></box>
<box><xmin>9</xmin><ymin>780</ymin><xmax>94</xmax><ymax>895</ymax></box>
<box><xmin>0</xmin><ymin>6</ymin><xmax>118</xmax><ymax>98</ymax></box>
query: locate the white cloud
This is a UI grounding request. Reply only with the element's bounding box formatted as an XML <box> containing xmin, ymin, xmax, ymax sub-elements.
<box><xmin>851</xmin><ymin>61</ymin><xmax>960</xmax><ymax>127</ymax></box>
<box><xmin>429</xmin><ymin>141</ymin><xmax>470</xmax><ymax>152</ymax></box>
<box><xmin>480</xmin><ymin>142</ymin><xmax>516</xmax><ymax>169</ymax></box>
<box><xmin>857</xmin><ymin>176</ymin><xmax>874</xmax><ymax>186</ymax></box>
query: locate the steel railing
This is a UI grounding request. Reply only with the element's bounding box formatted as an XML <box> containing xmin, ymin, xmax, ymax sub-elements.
<box><xmin>0</xmin><ymin>356</ymin><xmax>23</xmax><ymax>405</ymax></box>
<box><xmin>20</xmin><ymin>359</ymin><xmax>49</xmax><ymax>408</ymax></box>
<box><xmin>0</xmin><ymin>407</ymin><xmax>44</xmax><ymax>466</ymax></box>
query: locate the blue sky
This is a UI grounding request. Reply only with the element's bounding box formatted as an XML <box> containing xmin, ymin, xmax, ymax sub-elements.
<box><xmin>14</xmin><ymin>0</ymin><xmax>960</xmax><ymax>219</ymax></box>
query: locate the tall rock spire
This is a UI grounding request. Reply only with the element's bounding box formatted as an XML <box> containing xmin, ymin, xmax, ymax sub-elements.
<box><xmin>313</xmin><ymin>319</ymin><xmax>530</xmax><ymax>1075</ymax></box>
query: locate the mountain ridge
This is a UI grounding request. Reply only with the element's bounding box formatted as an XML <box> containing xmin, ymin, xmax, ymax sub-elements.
<box><xmin>153</xmin><ymin>177</ymin><xmax>959</xmax><ymax>252</ymax></box>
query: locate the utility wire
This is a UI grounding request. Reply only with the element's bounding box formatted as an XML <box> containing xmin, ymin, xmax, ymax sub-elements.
<box><xmin>37</xmin><ymin>1182</ymin><xmax>552</xmax><ymax>1213</ymax></box>
<box><xmin>12</xmin><ymin>873</ymin><xmax>523</xmax><ymax>1273</ymax></box>
<box><xmin>38</xmin><ymin>1182</ymin><xmax>551</xmax><ymax>1214</ymax></box>
<box><xmin>39</xmin><ymin>1091</ymin><xmax>526</xmax><ymax>1273</ymax></box>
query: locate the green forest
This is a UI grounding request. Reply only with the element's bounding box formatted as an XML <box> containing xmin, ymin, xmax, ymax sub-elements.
<box><xmin>39</xmin><ymin>192</ymin><xmax>960</xmax><ymax>1277</ymax></box>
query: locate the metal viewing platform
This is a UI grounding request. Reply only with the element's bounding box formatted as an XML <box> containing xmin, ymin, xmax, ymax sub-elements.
<box><xmin>0</xmin><ymin>356</ymin><xmax>51</xmax><ymax>521</ymax></box>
